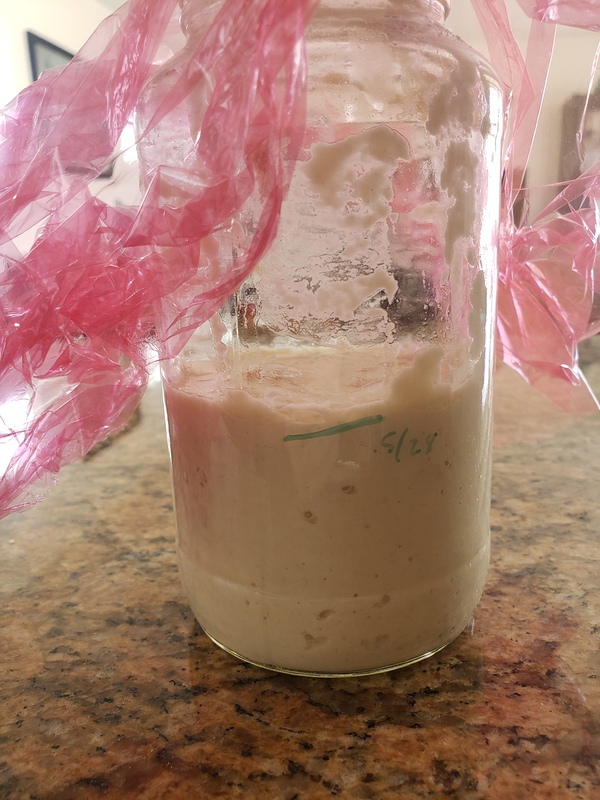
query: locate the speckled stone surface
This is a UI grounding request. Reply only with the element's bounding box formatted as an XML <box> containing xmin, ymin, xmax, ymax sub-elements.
<box><xmin>1</xmin><ymin>350</ymin><xmax>599</xmax><ymax>800</ymax></box>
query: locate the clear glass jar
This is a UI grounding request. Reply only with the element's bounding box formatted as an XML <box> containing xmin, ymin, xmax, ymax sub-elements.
<box><xmin>162</xmin><ymin>0</ymin><xmax>503</xmax><ymax>676</ymax></box>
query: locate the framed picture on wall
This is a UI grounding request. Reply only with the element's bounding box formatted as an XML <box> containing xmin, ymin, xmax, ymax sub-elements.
<box><xmin>27</xmin><ymin>31</ymin><xmax>73</xmax><ymax>82</ymax></box>
<box><xmin>559</xmin><ymin>92</ymin><xmax>600</xmax><ymax>211</ymax></box>
<box><xmin>560</xmin><ymin>93</ymin><xmax>600</xmax><ymax>181</ymax></box>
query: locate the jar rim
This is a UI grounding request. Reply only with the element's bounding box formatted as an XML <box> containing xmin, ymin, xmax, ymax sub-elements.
<box><xmin>388</xmin><ymin>0</ymin><xmax>451</xmax><ymax>22</ymax></box>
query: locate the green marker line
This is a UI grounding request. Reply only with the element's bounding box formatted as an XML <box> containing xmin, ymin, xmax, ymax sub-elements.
<box><xmin>283</xmin><ymin>415</ymin><xmax>385</xmax><ymax>442</ymax></box>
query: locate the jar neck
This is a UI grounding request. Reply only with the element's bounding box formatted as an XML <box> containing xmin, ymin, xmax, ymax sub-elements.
<box><xmin>321</xmin><ymin>0</ymin><xmax>450</xmax><ymax>23</ymax></box>
<box><xmin>178</xmin><ymin>0</ymin><xmax>450</xmax><ymax>38</ymax></box>
<box><xmin>179</xmin><ymin>0</ymin><xmax>451</xmax><ymax>23</ymax></box>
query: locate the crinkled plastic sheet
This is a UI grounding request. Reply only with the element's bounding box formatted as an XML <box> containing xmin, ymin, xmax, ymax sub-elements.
<box><xmin>0</xmin><ymin>0</ymin><xmax>599</xmax><ymax>517</ymax></box>
<box><xmin>474</xmin><ymin>0</ymin><xmax>600</xmax><ymax>411</ymax></box>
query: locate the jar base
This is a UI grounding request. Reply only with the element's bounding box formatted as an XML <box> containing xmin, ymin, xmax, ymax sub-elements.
<box><xmin>202</xmin><ymin>627</ymin><xmax>464</xmax><ymax>678</ymax></box>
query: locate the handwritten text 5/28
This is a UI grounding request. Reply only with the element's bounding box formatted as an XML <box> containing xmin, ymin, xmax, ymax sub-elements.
<box><xmin>380</xmin><ymin>429</ymin><xmax>438</xmax><ymax>463</ymax></box>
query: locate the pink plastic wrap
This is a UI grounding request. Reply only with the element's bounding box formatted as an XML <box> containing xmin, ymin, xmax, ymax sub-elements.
<box><xmin>0</xmin><ymin>0</ymin><xmax>318</xmax><ymax>515</ymax></box>
<box><xmin>0</xmin><ymin>0</ymin><xmax>599</xmax><ymax>516</ymax></box>
<box><xmin>516</xmin><ymin>0</ymin><xmax>600</xmax><ymax>31</ymax></box>
<box><xmin>474</xmin><ymin>0</ymin><xmax>600</xmax><ymax>412</ymax></box>
<box><xmin>497</xmin><ymin>164</ymin><xmax>600</xmax><ymax>412</ymax></box>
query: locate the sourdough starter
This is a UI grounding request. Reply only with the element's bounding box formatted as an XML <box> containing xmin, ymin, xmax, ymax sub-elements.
<box><xmin>164</xmin><ymin>342</ymin><xmax>492</xmax><ymax>674</ymax></box>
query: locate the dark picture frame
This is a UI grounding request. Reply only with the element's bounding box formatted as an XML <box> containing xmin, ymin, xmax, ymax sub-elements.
<box><xmin>27</xmin><ymin>31</ymin><xmax>73</xmax><ymax>82</ymax></box>
<box><xmin>558</xmin><ymin>92</ymin><xmax>600</xmax><ymax>211</ymax></box>
<box><xmin>560</xmin><ymin>92</ymin><xmax>600</xmax><ymax>183</ymax></box>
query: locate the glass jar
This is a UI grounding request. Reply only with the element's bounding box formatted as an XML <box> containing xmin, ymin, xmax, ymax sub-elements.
<box><xmin>162</xmin><ymin>0</ymin><xmax>503</xmax><ymax>676</ymax></box>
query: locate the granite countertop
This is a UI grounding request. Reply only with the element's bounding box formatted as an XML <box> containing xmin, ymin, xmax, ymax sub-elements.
<box><xmin>1</xmin><ymin>347</ymin><xmax>599</xmax><ymax>800</ymax></box>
